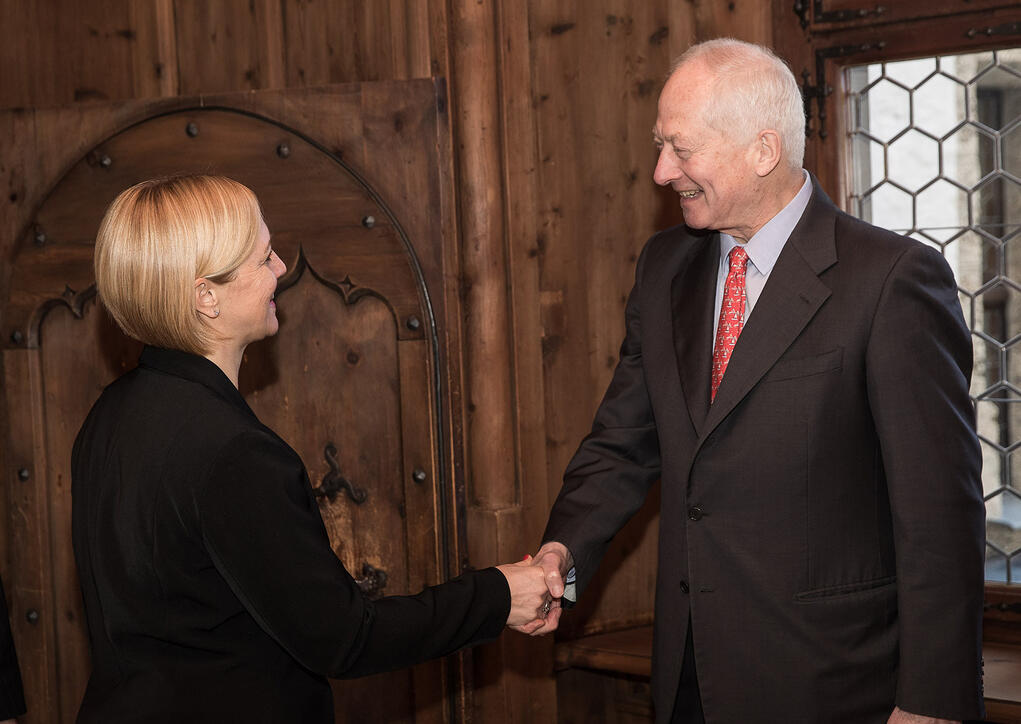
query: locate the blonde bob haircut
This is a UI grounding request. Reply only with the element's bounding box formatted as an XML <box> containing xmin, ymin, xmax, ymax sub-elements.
<box><xmin>94</xmin><ymin>175</ymin><xmax>264</xmax><ymax>356</ymax></box>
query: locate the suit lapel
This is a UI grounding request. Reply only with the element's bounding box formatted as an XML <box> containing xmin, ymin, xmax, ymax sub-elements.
<box><xmin>671</xmin><ymin>233</ymin><xmax>720</xmax><ymax>433</ymax></box>
<box><xmin>700</xmin><ymin>177</ymin><xmax>840</xmax><ymax>440</ymax></box>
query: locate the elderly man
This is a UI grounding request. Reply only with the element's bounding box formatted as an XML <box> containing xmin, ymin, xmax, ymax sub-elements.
<box><xmin>526</xmin><ymin>38</ymin><xmax>985</xmax><ymax>724</ymax></box>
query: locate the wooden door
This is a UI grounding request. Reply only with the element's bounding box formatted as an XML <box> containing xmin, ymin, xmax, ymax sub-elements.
<box><xmin>1</xmin><ymin>83</ymin><xmax>465</xmax><ymax>723</ymax></box>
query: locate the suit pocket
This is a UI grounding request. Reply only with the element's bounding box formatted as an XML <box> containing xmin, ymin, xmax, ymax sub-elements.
<box><xmin>794</xmin><ymin>575</ymin><xmax>896</xmax><ymax>602</ymax></box>
<box><xmin>762</xmin><ymin>346</ymin><xmax>843</xmax><ymax>383</ymax></box>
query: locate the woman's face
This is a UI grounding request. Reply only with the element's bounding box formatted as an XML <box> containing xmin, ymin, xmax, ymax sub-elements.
<box><xmin>216</xmin><ymin>220</ymin><xmax>287</xmax><ymax>347</ymax></box>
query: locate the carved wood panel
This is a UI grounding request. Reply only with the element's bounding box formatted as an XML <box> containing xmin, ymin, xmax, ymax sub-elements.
<box><xmin>794</xmin><ymin>0</ymin><xmax>1018</xmax><ymax>30</ymax></box>
<box><xmin>2</xmin><ymin>91</ymin><xmax>456</xmax><ymax>723</ymax></box>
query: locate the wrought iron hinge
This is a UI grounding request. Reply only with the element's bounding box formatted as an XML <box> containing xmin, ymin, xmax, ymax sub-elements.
<box><xmin>795</xmin><ymin>1</ymin><xmax>886</xmax><ymax>29</ymax></box>
<box><xmin>966</xmin><ymin>20</ymin><xmax>1021</xmax><ymax>39</ymax></box>
<box><xmin>313</xmin><ymin>442</ymin><xmax>368</xmax><ymax>504</ymax></box>
<box><xmin>802</xmin><ymin>41</ymin><xmax>886</xmax><ymax>140</ymax></box>
<box><xmin>355</xmin><ymin>562</ymin><xmax>388</xmax><ymax>599</ymax></box>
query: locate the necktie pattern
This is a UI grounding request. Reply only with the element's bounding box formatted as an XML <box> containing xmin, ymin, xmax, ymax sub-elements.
<box><xmin>711</xmin><ymin>246</ymin><xmax>749</xmax><ymax>401</ymax></box>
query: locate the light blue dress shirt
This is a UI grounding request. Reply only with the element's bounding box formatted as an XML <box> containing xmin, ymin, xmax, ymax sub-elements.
<box><xmin>712</xmin><ymin>171</ymin><xmax>813</xmax><ymax>338</ymax></box>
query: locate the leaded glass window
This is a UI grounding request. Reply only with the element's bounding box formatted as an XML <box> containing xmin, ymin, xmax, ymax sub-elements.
<box><xmin>846</xmin><ymin>48</ymin><xmax>1021</xmax><ymax>582</ymax></box>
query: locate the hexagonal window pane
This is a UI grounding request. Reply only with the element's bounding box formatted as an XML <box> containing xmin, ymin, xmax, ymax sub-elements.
<box><xmin>941</xmin><ymin>123</ymin><xmax>996</xmax><ymax>188</ymax></box>
<box><xmin>888</xmin><ymin>130</ymin><xmax>939</xmax><ymax>192</ymax></box>
<box><xmin>975</xmin><ymin>282</ymin><xmax>1021</xmax><ymax>345</ymax></box>
<box><xmin>995</xmin><ymin>48</ymin><xmax>1021</xmax><ymax>66</ymax></box>
<box><xmin>1002</xmin><ymin>384</ymin><xmax>1021</xmax><ymax>451</ymax></box>
<box><xmin>846</xmin><ymin>64</ymin><xmax>876</xmax><ymax>95</ymax></box>
<box><xmin>853</xmin><ymin>79</ymin><xmax>910</xmax><ymax>142</ymax></box>
<box><xmin>916</xmin><ymin>179</ymin><xmax>968</xmax><ymax>233</ymax></box>
<box><xmin>849</xmin><ymin>134</ymin><xmax>885</xmax><ymax>190</ymax></box>
<box><xmin>914</xmin><ymin>231</ymin><xmax>957</xmax><ymax>253</ymax></box>
<box><xmin>941</xmin><ymin>51</ymin><xmax>995</xmax><ymax>84</ymax></box>
<box><xmin>977</xmin><ymin>385</ymin><xmax>1020</xmax><ymax>450</ymax></box>
<box><xmin>973</xmin><ymin>337</ymin><xmax>1006</xmax><ymax>391</ymax></box>
<box><xmin>975</xmin><ymin>390</ymin><xmax>1006</xmax><ymax>444</ymax></box>
<box><xmin>883</xmin><ymin>57</ymin><xmax>936</xmax><ymax>89</ymax></box>
<box><xmin>959</xmin><ymin>290</ymin><xmax>976</xmax><ymax>329</ymax></box>
<box><xmin>967</xmin><ymin>66</ymin><xmax>1021</xmax><ymax>130</ymax></box>
<box><xmin>986</xmin><ymin>486</ymin><xmax>1021</xmax><ymax>528</ymax></box>
<box><xmin>979</xmin><ymin>428</ymin><xmax>1007</xmax><ymax>472</ymax></box>
<box><xmin>985</xmin><ymin>546</ymin><xmax>1007</xmax><ymax>582</ymax></box>
<box><xmin>861</xmin><ymin>182</ymin><xmax>913</xmax><ymax>231</ymax></box>
<box><xmin>1002</xmin><ymin>122</ymin><xmax>1021</xmax><ymax>179</ymax></box>
<box><xmin>913</xmin><ymin>74</ymin><xmax>966</xmax><ymax>138</ymax></box>
<box><xmin>944</xmin><ymin>230</ymin><xmax>1003</xmax><ymax>295</ymax></box>
<box><xmin>971</xmin><ymin>175</ymin><xmax>1021</xmax><ymax>239</ymax></box>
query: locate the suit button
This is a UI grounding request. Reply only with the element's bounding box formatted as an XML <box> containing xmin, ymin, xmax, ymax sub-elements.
<box><xmin>688</xmin><ymin>506</ymin><xmax>703</xmax><ymax>521</ymax></box>
<box><xmin>679</xmin><ymin>580</ymin><xmax>689</xmax><ymax>594</ymax></box>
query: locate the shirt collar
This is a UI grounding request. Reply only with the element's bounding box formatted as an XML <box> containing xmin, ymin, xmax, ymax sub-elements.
<box><xmin>138</xmin><ymin>345</ymin><xmax>255</xmax><ymax>417</ymax></box>
<box><xmin>719</xmin><ymin>170</ymin><xmax>813</xmax><ymax>274</ymax></box>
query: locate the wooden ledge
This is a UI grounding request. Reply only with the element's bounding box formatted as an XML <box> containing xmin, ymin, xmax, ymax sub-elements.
<box><xmin>555</xmin><ymin>627</ymin><xmax>1021</xmax><ymax>722</ymax></box>
<box><xmin>554</xmin><ymin>625</ymin><xmax>653</xmax><ymax>678</ymax></box>
<box><xmin>983</xmin><ymin>643</ymin><xmax>1021</xmax><ymax>723</ymax></box>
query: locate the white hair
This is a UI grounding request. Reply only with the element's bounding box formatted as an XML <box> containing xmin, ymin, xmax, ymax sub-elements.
<box><xmin>670</xmin><ymin>38</ymin><xmax>805</xmax><ymax>169</ymax></box>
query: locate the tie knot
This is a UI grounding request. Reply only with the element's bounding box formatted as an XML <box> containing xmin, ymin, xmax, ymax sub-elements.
<box><xmin>728</xmin><ymin>245</ymin><xmax>749</xmax><ymax>269</ymax></box>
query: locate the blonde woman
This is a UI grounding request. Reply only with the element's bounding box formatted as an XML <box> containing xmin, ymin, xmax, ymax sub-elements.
<box><xmin>72</xmin><ymin>175</ymin><xmax>552</xmax><ymax>723</ymax></box>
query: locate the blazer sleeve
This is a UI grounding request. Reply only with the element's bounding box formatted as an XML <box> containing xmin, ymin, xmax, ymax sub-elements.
<box><xmin>865</xmin><ymin>242</ymin><xmax>985</xmax><ymax>720</ymax></box>
<box><xmin>542</xmin><ymin>242</ymin><xmax>662</xmax><ymax>597</ymax></box>
<box><xmin>196</xmin><ymin>429</ymin><xmax>510</xmax><ymax>679</ymax></box>
<box><xmin>0</xmin><ymin>575</ymin><xmax>26</xmax><ymax>720</ymax></box>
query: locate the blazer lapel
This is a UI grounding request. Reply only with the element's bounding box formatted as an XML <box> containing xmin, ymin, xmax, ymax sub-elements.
<box><xmin>671</xmin><ymin>233</ymin><xmax>720</xmax><ymax>433</ymax></box>
<box><xmin>700</xmin><ymin>177</ymin><xmax>839</xmax><ymax>440</ymax></box>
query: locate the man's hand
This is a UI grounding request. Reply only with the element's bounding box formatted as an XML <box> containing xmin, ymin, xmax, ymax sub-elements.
<box><xmin>495</xmin><ymin>558</ymin><xmax>555</xmax><ymax>631</ymax></box>
<box><xmin>533</xmin><ymin>541</ymin><xmax>571</xmax><ymax>600</ymax></box>
<box><xmin>887</xmin><ymin>706</ymin><xmax>959</xmax><ymax>724</ymax></box>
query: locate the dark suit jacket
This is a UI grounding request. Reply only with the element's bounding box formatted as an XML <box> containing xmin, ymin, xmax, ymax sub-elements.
<box><xmin>0</xmin><ymin>575</ymin><xmax>26</xmax><ymax>720</ymax></box>
<box><xmin>543</xmin><ymin>177</ymin><xmax>985</xmax><ymax>724</ymax></box>
<box><xmin>72</xmin><ymin>346</ymin><xmax>509</xmax><ymax>723</ymax></box>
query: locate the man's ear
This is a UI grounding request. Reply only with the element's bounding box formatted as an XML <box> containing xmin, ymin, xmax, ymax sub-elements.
<box><xmin>753</xmin><ymin>129</ymin><xmax>783</xmax><ymax>177</ymax></box>
<box><xmin>194</xmin><ymin>279</ymin><xmax>220</xmax><ymax>319</ymax></box>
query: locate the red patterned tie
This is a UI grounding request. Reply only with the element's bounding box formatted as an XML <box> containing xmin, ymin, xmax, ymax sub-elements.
<box><xmin>711</xmin><ymin>246</ymin><xmax>749</xmax><ymax>401</ymax></box>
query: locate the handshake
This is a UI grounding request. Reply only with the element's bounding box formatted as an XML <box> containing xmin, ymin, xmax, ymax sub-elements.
<box><xmin>495</xmin><ymin>541</ymin><xmax>573</xmax><ymax>636</ymax></box>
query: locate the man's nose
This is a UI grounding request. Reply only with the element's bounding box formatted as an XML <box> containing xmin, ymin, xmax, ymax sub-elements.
<box><xmin>652</xmin><ymin>150</ymin><xmax>675</xmax><ymax>187</ymax></box>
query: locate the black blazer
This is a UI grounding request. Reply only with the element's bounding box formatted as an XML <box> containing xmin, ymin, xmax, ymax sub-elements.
<box><xmin>543</xmin><ymin>177</ymin><xmax>984</xmax><ymax>723</ymax></box>
<box><xmin>72</xmin><ymin>346</ymin><xmax>509</xmax><ymax>723</ymax></box>
<box><xmin>0</xmin><ymin>574</ymin><xmax>26</xmax><ymax>720</ymax></box>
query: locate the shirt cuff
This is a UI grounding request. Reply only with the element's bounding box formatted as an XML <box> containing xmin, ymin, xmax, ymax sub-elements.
<box><xmin>563</xmin><ymin>567</ymin><xmax>577</xmax><ymax>603</ymax></box>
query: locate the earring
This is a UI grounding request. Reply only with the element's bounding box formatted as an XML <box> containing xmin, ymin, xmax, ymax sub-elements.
<box><xmin>213</xmin><ymin>309</ymin><xmax>220</xmax><ymax>317</ymax></box>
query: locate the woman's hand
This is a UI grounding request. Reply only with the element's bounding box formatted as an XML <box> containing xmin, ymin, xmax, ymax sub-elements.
<box><xmin>496</xmin><ymin>557</ymin><xmax>559</xmax><ymax>633</ymax></box>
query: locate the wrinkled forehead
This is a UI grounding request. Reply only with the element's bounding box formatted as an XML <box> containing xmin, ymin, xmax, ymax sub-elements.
<box><xmin>654</xmin><ymin>73</ymin><xmax>711</xmax><ymax>138</ymax></box>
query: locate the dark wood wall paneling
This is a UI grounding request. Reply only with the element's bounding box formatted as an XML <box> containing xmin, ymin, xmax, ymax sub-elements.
<box><xmin>0</xmin><ymin>2</ymin><xmax>772</xmax><ymax>722</ymax></box>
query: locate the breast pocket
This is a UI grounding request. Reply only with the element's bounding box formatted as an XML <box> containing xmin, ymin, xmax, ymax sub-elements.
<box><xmin>762</xmin><ymin>346</ymin><xmax>843</xmax><ymax>383</ymax></box>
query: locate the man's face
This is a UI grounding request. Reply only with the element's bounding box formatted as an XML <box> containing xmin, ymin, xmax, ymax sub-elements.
<box><xmin>652</xmin><ymin>62</ymin><xmax>760</xmax><ymax>240</ymax></box>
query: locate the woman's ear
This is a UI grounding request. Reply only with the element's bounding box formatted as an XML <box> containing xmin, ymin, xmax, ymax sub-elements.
<box><xmin>194</xmin><ymin>279</ymin><xmax>220</xmax><ymax>319</ymax></box>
